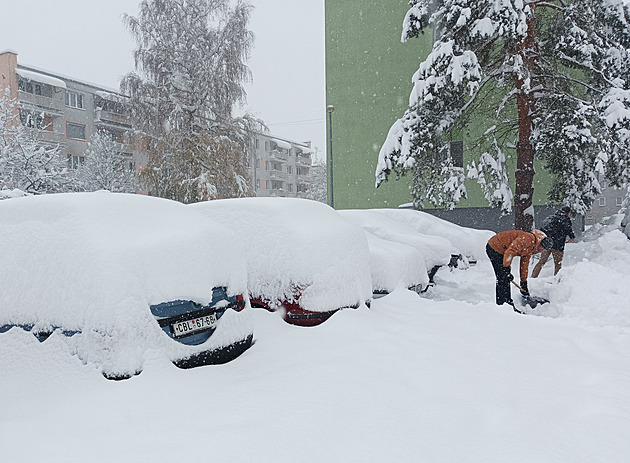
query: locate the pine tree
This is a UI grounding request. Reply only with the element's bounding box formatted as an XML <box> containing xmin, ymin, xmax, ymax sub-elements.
<box><xmin>76</xmin><ymin>131</ymin><xmax>138</xmax><ymax>193</ymax></box>
<box><xmin>120</xmin><ymin>0</ymin><xmax>258</xmax><ymax>203</ymax></box>
<box><xmin>376</xmin><ymin>0</ymin><xmax>630</xmax><ymax>230</ymax></box>
<box><xmin>0</xmin><ymin>89</ymin><xmax>74</xmax><ymax>194</ymax></box>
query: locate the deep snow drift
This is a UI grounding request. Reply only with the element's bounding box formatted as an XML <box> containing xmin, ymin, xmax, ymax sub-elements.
<box><xmin>2</xmin><ymin>213</ymin><xmax>630</xmax><ymax>462</ymax></box>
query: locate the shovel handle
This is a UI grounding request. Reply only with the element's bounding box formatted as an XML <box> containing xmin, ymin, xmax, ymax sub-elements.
<box><xmin>510</xmin><ymin>280</ymin><xmax>524</xmax><ymax>292</ymax></box>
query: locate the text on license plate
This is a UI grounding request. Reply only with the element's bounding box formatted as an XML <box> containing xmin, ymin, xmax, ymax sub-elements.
<box><xmin>171</xmin><ymin>313</ymin><xmax>218</xmax><ymax>337</ymax></box>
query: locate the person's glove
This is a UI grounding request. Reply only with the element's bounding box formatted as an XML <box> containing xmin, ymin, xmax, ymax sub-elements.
<box><xmin>506</xmin><ymin>271</ymin><xmax>514</xmax><ymax>282</ymax></box>
<box><xmin>520</xmin><ymin>280</ymin><xmax>529</xmax><ymax>296</ymax></box>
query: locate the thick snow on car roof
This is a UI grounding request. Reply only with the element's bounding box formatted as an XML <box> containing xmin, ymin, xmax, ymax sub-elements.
<box><xmin>373</xmin><ymin>208</ymin><xmax>494</xmax><ymax>262</ymax></box>
<box><xmin>338</xmin><ymin>209</ymin><xmax>454</xmax><ymax>270</ymax></box>
<box><xmin>190</xmin><ymin>198</ymin><xmax>373</xmax><ymax>312</ymax></box>
<box><xmin>0</xmin><ymin>191</ymin><xmax>248</xmax><ymax>331</ymax></box>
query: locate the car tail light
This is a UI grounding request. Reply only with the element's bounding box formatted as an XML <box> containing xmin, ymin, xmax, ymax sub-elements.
<box><xmin>235</xmin><ymin>294</ymin><xmax>245</xmax><ymax>311</ymax></box>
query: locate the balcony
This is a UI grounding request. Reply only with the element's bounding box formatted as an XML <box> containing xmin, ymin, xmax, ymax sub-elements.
<box><xmin>269</xmin><ymin>169</ymin><xmax>288</xmax><ymax>180</ymax></box>
<box><xmin>270</xmin><ymin>149</ymin><xmax>288</xmax><ymax>160</ymax></box>
<box><xmin>18</xmin><ymin>91</ymin><xmax>64</xmax><ymax>115</ymax></box>
<box><xmin>296</xmin><ymin>155</ymin><xmax>311</xmax><ymax>167</ymax></box>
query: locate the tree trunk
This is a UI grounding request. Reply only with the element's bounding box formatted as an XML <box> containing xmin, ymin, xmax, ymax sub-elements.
<box><xmin>514</xmin><ymin>7</ymin><xmax>537</xmax><ymax>231</ymax></box>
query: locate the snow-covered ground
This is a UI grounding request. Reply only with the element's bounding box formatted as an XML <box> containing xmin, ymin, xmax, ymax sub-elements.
<box><xmin>2</xmin><ymin>216</ymin><xmax>630</xmax><ymax>462</ymax></box>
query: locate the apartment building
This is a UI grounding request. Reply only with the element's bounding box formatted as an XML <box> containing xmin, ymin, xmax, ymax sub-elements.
<box><xmin>1</xmin><ymin>50</ymin><xmax>314</xmax><ymax>199</ymax></box>
<box><xmin>0</xmin><ymin>50</ymin><xmax>141</xmax><ymax>174</ymax></box>
<box><xmin>248</xmin><ymin>133</ymin><xmax>313</xmax><ymax>198</ymax></box>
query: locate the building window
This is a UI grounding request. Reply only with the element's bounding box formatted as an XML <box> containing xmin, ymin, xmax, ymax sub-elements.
<box><xmin>271</xmin><ymin>181</ymin><xmax>283</xmax><ymax>190</ymax></box>
<box><xmin>450</xmin><ymin>140</ymin><xmax>464</xmax><ymax>168</ymax></box>
<box><xmin>66</xmin><ymin>121</ymin><xmax>86</xmax><ymax>140</ymax></box>
<box><xmin>297</xmin><ymin>167</ymin><xmax>303</xmax><ymax>176</ymax></box>
<box><xmin>616</xmin><ymin>196</ymin><xmax>623</xmax><ymax>207</ymax></box>
<box><xmin>255</xmin><ymin>138</ymin><xmax>260</xmax><ymax>149</ymax></box>
<box><xmin>599</xmin><ymin>197</ymin><xmax>606</xmax><ymax>207</ymax></box>
<box><xmin>287</xmin><ymin>166</ymin><xmax>293</xmax><ymax>174</ymax></box>
<box><xmin>67</xmin><ymin>154</ymin><xmax>85</xmax><ymax>170</ymax></box>
<box><xmin>288</xmin><ymin>183</ymin><xmax>294</xmax><ymax>192</ymax></box>
<box><xmin>65</xmin><ymin>90</ymin><xmax>84</xmax><ymax>109</ymax></box>
<box><xmin>265</xmin><ymin>161</ymin><xmax>270</xmax><ymax>170</ymax></box>
<box><xmin>256</xmin><ymin>179</ymin><xmax>260</xmax><ymax>190</ymax></box>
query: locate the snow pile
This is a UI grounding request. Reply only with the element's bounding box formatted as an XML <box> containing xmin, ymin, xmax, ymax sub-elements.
<box><xmin>189</xmin><ymin>198</ymin><xmax>372</xmax><ymax>312</ymax></box>
<box><xmin>338</xmin><ymin>209</ymin><xmax>454</xmax><ymax>270</ymax></box>
<box><xmin>0</xmin><ymin>192</ymin><xmax>251</xmax><ymax>377</ymax></box>
<box><xmin>0</xmin><ymin>188</ymin><xmax>28</xmax><ymax>200</ymax></box>
<box><xmin>541</xmin><ymin>229</ymin><xmax>630</xmax><ymax>328</ymax></box>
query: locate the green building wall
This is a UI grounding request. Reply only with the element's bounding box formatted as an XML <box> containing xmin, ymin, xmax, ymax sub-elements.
<box><xmin>325</xmin><ymin>0</ymin><xmax>554</xmax><ymax>215</ymax></box>
<box><xmin>325</xmin><ymin>0</ymin><xmax>429</xmax><ymax>209</ymax></box>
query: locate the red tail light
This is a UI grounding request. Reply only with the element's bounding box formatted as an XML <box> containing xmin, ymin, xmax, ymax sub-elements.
<box><xmin>235</xmin><ymin>294</ymin><xmax>245</xmax><ymax>311</ymax></box>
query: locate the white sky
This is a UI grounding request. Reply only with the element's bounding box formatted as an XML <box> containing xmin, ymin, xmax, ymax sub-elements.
<box><xmin>0</xmin><ymin>0</ymin><xmax>326</xmax><ymax>158</ymax></box>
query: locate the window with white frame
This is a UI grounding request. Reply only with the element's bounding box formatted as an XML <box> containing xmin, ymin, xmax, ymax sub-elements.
<box><xmin>599</xmin><ymin>197</ymin><xmax>606</xmax><ymax>207</ymax></box>
<box><xmin>67</xmin><ymin>153</ymin><xmax>85</xmax><ymax>170</ymax></box>
<box><xmin>617</xmin><ymin>196</ymin><xmax>623</xmax><ymax>207</ymax></box>
<box><xmin>65</xmin><ymin>90</ymin><xmax>84</xmax><ymax>109</ymax></box>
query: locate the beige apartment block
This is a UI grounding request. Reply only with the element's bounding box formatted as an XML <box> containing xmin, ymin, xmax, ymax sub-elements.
<box><xmin>0</xmin><ymin>50</ymin><xmax>142</xmax><ymax>175</ymax></box>
<box><xmin>248</xmin><ymin>133</ymin><xmax>313</xmax><ymax>198</ymax></box>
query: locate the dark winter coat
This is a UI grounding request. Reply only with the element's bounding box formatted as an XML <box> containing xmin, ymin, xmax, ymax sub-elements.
<box><xmin>540</xmin><ymin>210</ymin><xmax>575</xmax><ymax>251</ymax></box>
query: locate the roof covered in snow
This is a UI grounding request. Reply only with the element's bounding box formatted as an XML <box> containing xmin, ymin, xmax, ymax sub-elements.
<box><xmin>16</xmin><ymin>68</ymin><xmax>67</xmax><ymax>89</ymax></box>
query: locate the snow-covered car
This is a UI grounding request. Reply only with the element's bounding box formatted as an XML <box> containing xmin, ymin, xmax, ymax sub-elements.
<box><xmin>189</xmin><ymin>198</ymin><xmax>372</xmax><ymax>326</ymax></box>
<box><xmin>363</xmin><ymin>232</ymin><xmax>428</xmax><ymax>297</ymax></box>
<box><xmin>373</xmin><ymin>208</ymin><xmax>494</xmax><ymax>265</ymax></box>
<box><xmin>0</xmin><ymin>192</ymin><xmax>253</xmax><ymax>380</ymax></box>
<box><xmin>338</xmin><ymin>209</ymin><xmax>455</xmax><ymax>291</ymax></box>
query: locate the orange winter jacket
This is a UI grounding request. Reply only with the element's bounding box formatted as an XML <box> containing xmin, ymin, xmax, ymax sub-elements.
<box><xmin>488</xmin><ymin>230</ymin><xmax>545</xmax><ymax>281</ymax></box>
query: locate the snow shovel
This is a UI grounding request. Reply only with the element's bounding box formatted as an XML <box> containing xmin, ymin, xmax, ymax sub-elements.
<box><xmin>511</xmin><ymin>281</ymin><xmax>550</xmax><ymax>309</ymax></box>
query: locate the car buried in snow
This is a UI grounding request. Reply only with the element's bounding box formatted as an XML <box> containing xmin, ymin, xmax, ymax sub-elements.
<box><xmin>189</xmin><ymin>197</ymin><xmax>373</xmax><ymax>326</ymax></box>
<box><xmin>0</xmin><ymin>192</ymin><xmax>253</xmax><ymax>380</ymax></box>
<box><xmin>338</xmin><ymin>209</ymin><xmax>454</xmax><ymax>292</ymax></box>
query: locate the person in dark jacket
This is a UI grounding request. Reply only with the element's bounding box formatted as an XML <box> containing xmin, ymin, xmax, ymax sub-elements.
<box><xmin>486</xmin><ymin>229</ymin><xmax>553</xmax><ymax>308</ymax></box>
<box><xmin>531</xmin><ymin>206</ymin><xmax>575</xmax><ymax>277</ymax></box>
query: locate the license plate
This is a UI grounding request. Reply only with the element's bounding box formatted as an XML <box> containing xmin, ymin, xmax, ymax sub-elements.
<box><xmin>171</xmin><ymin>313</ymin><xmax>218</xmax><ymax>337</ymax></box>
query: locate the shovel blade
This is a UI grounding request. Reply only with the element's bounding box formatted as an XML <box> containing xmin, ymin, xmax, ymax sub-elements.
<box><xmin>523</xmin><ymin>295</ymin><xmax>550</xmax><ymax>308</ymax></box>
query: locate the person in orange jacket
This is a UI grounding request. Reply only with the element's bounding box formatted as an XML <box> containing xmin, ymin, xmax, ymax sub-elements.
<box><xmin>486</xmin><ymin>229</ymin><xmax>553</xmax><ymax>308</ymax></box>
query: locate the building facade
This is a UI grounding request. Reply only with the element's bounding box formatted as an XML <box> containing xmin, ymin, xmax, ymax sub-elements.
<box><xmin>248</xmin><ymin>133</ymin><xmax>313</xmax><ymax>198</ymax></box>
<box><xmin>324</xmin><ymin>1</ymin><xmax>622</xmax><ymax>231</ymax></box>
<box><xmin>1</xmin><ymin>50</ymin><xmax>314</xmax><ymax>200</ymax></box>
<box><xmin>0</xmin><ymin>50</ymin><xmax>141</xmax><ymax>175</ymax></box>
